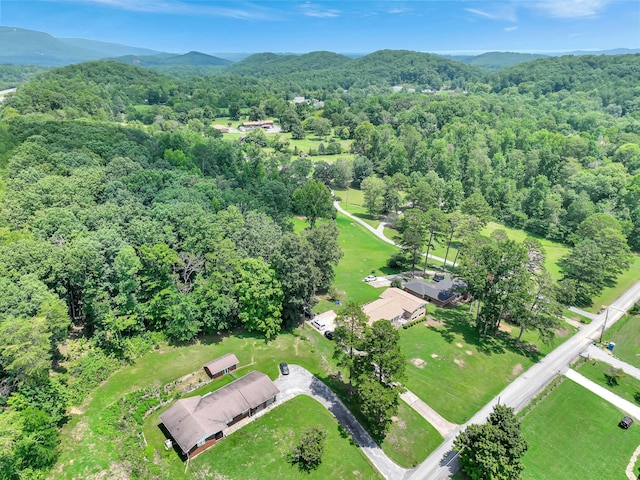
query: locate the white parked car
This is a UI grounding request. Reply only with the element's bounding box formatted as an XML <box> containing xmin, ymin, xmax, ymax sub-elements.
<box><xmin>364</xmin><ymin>275</ymin><xmax>377</xmax><ymax>283</ymax></box>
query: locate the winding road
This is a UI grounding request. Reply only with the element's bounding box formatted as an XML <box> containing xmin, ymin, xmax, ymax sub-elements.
<box><xmin>334</xmin><ymin>200</ymin><xmax>455</xmax><ymax>267</ymax></box>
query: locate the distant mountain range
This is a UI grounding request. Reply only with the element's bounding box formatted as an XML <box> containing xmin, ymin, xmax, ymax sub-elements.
<box><xmin>0</xmin><ymin>26</ymin><xmax>164</xmax><ymax>65</ymax></box>
<box><xmin>0</xmin><ymin>26</ymin><xmax>638</xmax><ymax>71</ymax></box>
<box><xmin>112</xmin><ymin>51</ymin><xmax>231</xmax><ymax>67</ymax></box>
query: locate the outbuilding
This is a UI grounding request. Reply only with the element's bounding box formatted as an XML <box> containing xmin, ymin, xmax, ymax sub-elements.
<box><xmin>203</xmin><ymin>353</ymin><xmax>239</xmax><ymax>379</ymax></box>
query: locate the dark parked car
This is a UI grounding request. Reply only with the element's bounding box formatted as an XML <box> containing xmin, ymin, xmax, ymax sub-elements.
<box><xmin>619</xmin><ymin>416</ymin><xmax>634</xmax><ymax>429</ymax></box>
<box><xmin>279</xmin><ymin>362</ymin><xmax>290</xmax><ymax>375</ymax></box>
<box><xmin>324</xmin><ymin>330</ymin><xmax>334</xmax><ymax>340</ymax></box>
<box><xmin>433</xmin><ymin>274</ymin><xmax>445</xmax><ymax>282</ymax></box>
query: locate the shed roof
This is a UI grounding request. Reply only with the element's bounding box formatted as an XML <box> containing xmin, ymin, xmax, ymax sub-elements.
<box><xmin>160</xmin><ymin>370</ymin><xmax>279</xmax><ymax>454</ymax></box>
<box><xmin>203</xmin><ymin>353</ymin><xmax>239</xmax><ymax>374</ymax></box>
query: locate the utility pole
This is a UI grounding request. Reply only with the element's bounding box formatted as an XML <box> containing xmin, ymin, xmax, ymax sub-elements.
<box><xmin>599</xmin><ymin>306</ymin><xmax>609</xmax><ymax>344</ymax></box>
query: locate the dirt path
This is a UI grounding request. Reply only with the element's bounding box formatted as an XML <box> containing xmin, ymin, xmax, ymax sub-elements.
<box><xmin>626</xmin><ymin>445</ymin><xmax>640</xmax><ymax>479</ymax></box>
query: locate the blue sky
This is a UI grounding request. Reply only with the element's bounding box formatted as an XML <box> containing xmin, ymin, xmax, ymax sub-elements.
<box><xmin>1</xmin><ymin>0</ymin><xmax>639</xmax><ymax>54</ymax></box>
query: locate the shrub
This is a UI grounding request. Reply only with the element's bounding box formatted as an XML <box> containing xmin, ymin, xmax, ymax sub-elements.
<box><xmin>291</xmin><ymin>426</ymin><xmax>327</xmax><ymax>471</ymax></box>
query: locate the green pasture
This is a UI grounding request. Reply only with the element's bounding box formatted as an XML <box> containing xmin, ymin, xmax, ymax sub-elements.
<box><xmin>602</xmin><ymin>314</ymin><xmax>640</xmax><ymax>369</ymax></box>
<box><xmin>400</xmin><ymin>307</ymin><xmax>573</xmax><ymax>424</ymax></box>
<box><xmin>521</xmin><ymin>379</ymin><xmax>640</xmax><ymax>480</ymax></box>
<box><xmin>146</xmin><ymin>395</ymin><xmax>382</xmax><ymax>480</ymax></box>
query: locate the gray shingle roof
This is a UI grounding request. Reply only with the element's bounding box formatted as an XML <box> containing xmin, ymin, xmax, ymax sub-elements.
<box><xmin>404</xmin><ymin>278</ymin><xmax>466</xmax><ymax>303</ymax></box>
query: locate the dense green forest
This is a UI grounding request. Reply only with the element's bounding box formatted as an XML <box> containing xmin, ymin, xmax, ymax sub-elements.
<box><xmin>0</xmin><ymin>51</ymin><xmax>639</xmax><ymax>478</ymax></box>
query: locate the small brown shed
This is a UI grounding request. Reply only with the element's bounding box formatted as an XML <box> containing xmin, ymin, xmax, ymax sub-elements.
<box><xmin>203</xmin><ymin>353</ymin><xmax>239</xmax><ymax>379</ymax></box>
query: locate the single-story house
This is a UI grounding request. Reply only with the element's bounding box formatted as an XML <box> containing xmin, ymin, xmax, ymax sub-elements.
<box><xmin>160</xmin><ymin>370</ymin><xmax>279</xmax><ymax>459</ymax></box>
<box><xmin>203</xmin><ymin>353</ymin><xmax>239</xmax><ymax>379</ymax></box>
<box><xmin>404</xmin><ymin>277</ymin><xmax>467</xmax><ymax>307</ymax></box>
<box><xmin>212</xmin><ymin>124</ymin><xmax>229</xmax><ymax>133</ymax></box>
<box><xmin>239</xmin><ymin>120</ymin><xmax>274</xmax><ymax>130</ymax></box>
<box><xmin>362</xmin><ymin>287</ymin><xmax>426</xmax><ymax>327</ymax></box>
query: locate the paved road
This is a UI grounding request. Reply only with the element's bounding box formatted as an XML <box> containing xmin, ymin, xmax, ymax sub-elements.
<box><xmin>334</xmin><ymin>201</ymin><xmax>454</xmax><ymax>266</ymax></box>
<box><xmin>565</xmin><ymin>368</ymin><xmax>640</xmax><ymax>419</ymax></box>
<box><xmin>584</xmin><ymin>344</ymin><xmax>640</xmax><ymax>381</ymax></box>
<box><xmin>275</xmin><ymin>365</ymin><xmax>409</xmax><ymax>480</ymax></box>
<box><xmin>407</xmin><ymin>280</ymin><xmax>640</xmax><ymax>480</ymax></box>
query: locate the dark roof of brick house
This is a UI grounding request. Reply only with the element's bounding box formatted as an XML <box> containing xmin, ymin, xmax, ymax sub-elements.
<box><xmin>159</xmin><ymin>370</ymin><xmax>279</xmax><ymax>454</ymax></box>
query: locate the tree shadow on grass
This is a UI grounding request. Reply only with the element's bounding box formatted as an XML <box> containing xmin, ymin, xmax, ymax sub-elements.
<box><xmin>431</xmin><ymin>307</ymin><xmax>543</xmax><ymax>362</ymax></box>
<box><xmin>313</xmin><ymin>372</ymin><xmax>386</xmax><ymax>446</ymax></box>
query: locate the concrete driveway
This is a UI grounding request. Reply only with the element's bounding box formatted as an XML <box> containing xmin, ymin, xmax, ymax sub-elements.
<box><xmin>274</xmin><ymin>365</ymin><xmax>409</xmax><ymax>480</ymax></box>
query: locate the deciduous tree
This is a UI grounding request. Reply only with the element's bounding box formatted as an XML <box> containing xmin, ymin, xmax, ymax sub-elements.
<box><xmin>454</xmin><ymin>404</ymin><xmax>528</xmax><ymax>480</ymax></box>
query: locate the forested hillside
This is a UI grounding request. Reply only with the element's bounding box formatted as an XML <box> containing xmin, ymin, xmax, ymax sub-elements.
<box><xmin>227</xmin><ymin>51</ymin><xmax>352</xmax><ymax>76</ymax></box>
<box><xmin>0</xmin><ymin>52</ymin><xmax>639</xmax><ymax>478</ymax></box>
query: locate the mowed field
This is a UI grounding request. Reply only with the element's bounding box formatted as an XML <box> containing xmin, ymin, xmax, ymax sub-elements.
<box><xmin>521</xmin><ymin>379</ymin><xmax>640</xmax><ymax>480</ymax></box>
<box><xmin>314</xmin><ymin>213</ymin><xmax>399</xmax><ymax>312</ymax></box>
<box><xmin>399</xmin><ymin>307</ymin><xmax>575</xmax><ymax>424</ymax></box>
<box><xmin>55</xmin><ymin>324</ymin><xmax>441</xmax><ymax>478</ymax></box>
<box><xmin>482</xmin><ymin>221</ymin><xmax>569</xmax><ymax>280</ymax></box>
<box><xmin>602</xmin><ymin>314</ymin><xmax>640</xmax><ymax>369</ymax></box>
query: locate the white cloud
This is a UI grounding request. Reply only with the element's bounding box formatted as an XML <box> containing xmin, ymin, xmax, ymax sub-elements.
<box><xmin>504</xmin><ymin>26</ymin><xmax>518</xmax><ymax>31</ymax></box>
<box><xmin>388</xmin><ymin>7</ymin><xmax>411</xmax><ymax>14</ymax></box>
<box><xmin>300</xmin><ymin>2</ymin><xmax>340</xmax><ymax>18</ymax></box>
<box><xmin>529</xmin><ymin>0</ymin><xmax>613</xmax><ymax>18</ymax></box>
<box><xmin>60</xmin><ymin>0</ymin><xmax>275</xmax><ymax>20</ymax></box>
<box><xmin>465</xmin><ymin>5</ymin><xmax>517</xmax><ymax>22</ymax></box>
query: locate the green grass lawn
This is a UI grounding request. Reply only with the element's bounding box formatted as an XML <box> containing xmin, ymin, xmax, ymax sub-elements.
<box><xmin>588</xmin><ymin>255</ymin><xmax>640</xmax><ymax>313</ymax></box>
<box><xmin>146</xmin><ymin>395</ymin><xmax>382</xmax><ymax>480</ymax></box>
<box><xmin>381</xmin><ymin>399</ymin><xmax>443</xmax><ymax>468</ymax></box>
<box><xmin>334</xmin><ymin>187</ymin><xmax>381</xmax><ymax>228</ymax></box>
<box><xmin>563</xmin><ymin>308</ymin><xmax>592</xmax><ymax>324</ymax></box>
<box><xmin>315</xmin><ymin>213</ymin><xmax>399</xmax><ymax>313</ymax></box>
<box><xmin>55</xmin><ymin>329</ymin><xmax>339</xmax><ymax>479</ymax></box>
<box><xmin>400</xmin><ymin>307</ymin><xmax>573</xmax><ymax>424</ymax></box>
<box><xmin>482</xmin><ymin>222</ymin><xmax>640</xmax><ymax>312</ymax></box>
<box><xmin>521</xmin><ymin>379</ymin><xmax>640</xmax><ymax>480</ymax></box>
<box><xmin>55</xmin><ymin>325</ymin><xmax>432</xmax><ymax>478</ymax></box>
<box><xmin>602</xmin><ymin>314</ymin><xmax>640</xmax><ymax>369</ymax></box>
<box><xmin>575</xmin><ymin>358</ymin><xmax>640</xmax><ymax>406</ymax></box>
